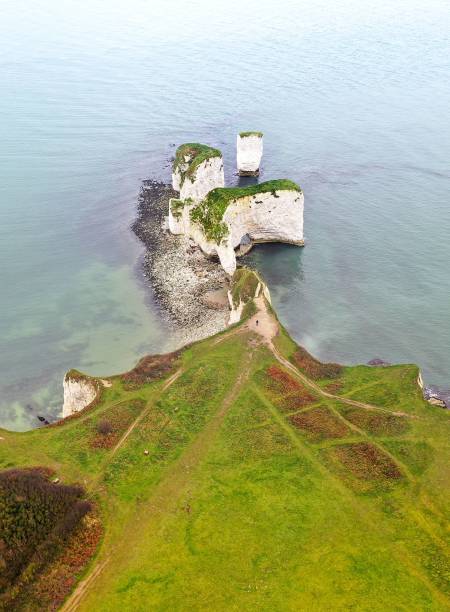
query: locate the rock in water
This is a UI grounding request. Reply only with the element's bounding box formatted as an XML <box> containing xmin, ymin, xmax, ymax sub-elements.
<box><xmin>236</xmin><ymin>132</ymin><xmax>263</xmax><ymax>176</ymax></box>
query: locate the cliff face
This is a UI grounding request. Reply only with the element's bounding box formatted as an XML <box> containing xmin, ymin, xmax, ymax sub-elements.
<box><xmin>170</xmin><ymin>144</ymin><xmax>225</xmax><ymax>235</ymax></box>
<box><xmin>228</xmin><ymin>269</ymin><xmax>271</xmax><ymax>325</ymax></box>
<box><xmin>171</xmin><ymin>143</ymin><xmax>224</xmax><ymax>202</ymax></box>
<box><xmin>169</xmin><ymin>182</ymin><xmax>304</xmax><ymax>275</ymax></box>
<box><xmin>237</xmin><ymin>133</ymin><xmax>263</xmax><ymax>176</ymax></box>
<box><xmin>176</xmin><ymin>156</ymin><xmax>224</xmax><ymax>201</ymax></box>
<box><xmin>62</xmin><ymin>373</ymin><xmax>98</xmax><ymax>418</ymax></box>
<box><xmin>169</xmin><ymin>140</ymin><xmax>304</xmax><ymax>275</ymax></box>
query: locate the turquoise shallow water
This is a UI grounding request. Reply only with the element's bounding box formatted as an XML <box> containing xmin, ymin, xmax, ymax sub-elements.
<box><xmin>1</xmin><ymin>0</ymin><xmax>450</xmax><ymax>429</ymax></box>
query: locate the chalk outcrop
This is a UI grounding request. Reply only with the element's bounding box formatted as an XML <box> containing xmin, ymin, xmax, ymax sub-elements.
<box><xmin>170</xmin><ymin>179</ymin><xmax>304</xmax><ymax>275</ymax></box>
<box><xmin>237</xmin><ymin>132</ymin><xmax>263</xmax><ymax>176</ymax></box>
<box><xmin>62</xmin><ymin>371</ymin><xmax>99</xmax><ymax>418</ymax></box>
<box><xmin>171</xmin><ymin>143</ymin><xmax>224</xmax><ymax>202</ymax></box>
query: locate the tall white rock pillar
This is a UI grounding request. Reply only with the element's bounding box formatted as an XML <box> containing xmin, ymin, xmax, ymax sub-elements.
<box><xmin>237</xmin><ymin>132</ymin><xmax>263</xmax><ymax>176</ymax></box>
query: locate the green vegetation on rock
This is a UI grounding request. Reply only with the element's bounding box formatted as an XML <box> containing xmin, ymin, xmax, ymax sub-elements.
<box><xmin>239</xmin><ymin>131</ymin><xmax>263</xmax><ymax>138</ymax></box>
<box><xmin>190</xmin><ymin>179</ymin><xmax>302</xmax><ymax>243</ymax></box>
<box><xmin>170</xmin><ymin>197</ymin><xmax>193</xmax><ymax>220</ymax></box>
<box><xmin>230</xmin><ymin>267</ymin><xmax>260</xmax><ymax>307</ymax></box>
<box><xmin>173</xmin><ymin>143</ymin><xmax>222</xmax><ymax>187</ymax></box>
<box><xmin>0</xmin><ymin>268</ymin><xmax>449</xmax><ymax>610</ymax></box>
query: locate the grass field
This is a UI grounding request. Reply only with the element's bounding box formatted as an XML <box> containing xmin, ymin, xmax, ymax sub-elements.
<box><xmin>0</xmin><ymin>271</ymin><xmax>449</xmax><ymax>610</ymax></box>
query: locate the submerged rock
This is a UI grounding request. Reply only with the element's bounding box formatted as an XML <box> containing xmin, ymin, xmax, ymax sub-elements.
<box><xmin>367</xmin><ymin>358</ymin><xmax>391</xmax><ymax>366</ymax></box>
<box><xmin>423</xmin><ymin>385</ymin><xmax>450</xmax><ymax>409</ymax></box>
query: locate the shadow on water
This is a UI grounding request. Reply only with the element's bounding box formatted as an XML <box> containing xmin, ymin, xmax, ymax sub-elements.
<box><xmin>244</xmin><ymin>242</ymin><xmax>305</xmax><ymax>292</ymax></box>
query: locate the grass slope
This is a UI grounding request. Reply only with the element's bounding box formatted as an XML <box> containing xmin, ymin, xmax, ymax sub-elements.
<box><xmin>0</xmin><ymin>275</ymin><xmax>449</xmax><ymax>610</ymax></box>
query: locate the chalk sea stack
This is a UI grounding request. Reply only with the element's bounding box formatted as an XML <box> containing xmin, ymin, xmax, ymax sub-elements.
<box><xmin>171</xmin><ymin>143</ymin><xmax>224</xmax><ymax>201</ymax></box>
<box><xmin>237</xmin><ymin>131</ymin><xmax>263</xmax><ymax>176</ymax></box>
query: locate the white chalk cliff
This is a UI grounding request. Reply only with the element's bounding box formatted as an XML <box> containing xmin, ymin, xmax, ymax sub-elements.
<box><xmin>62</xmin><ymin>373</ymin><xmax>98</xmax><ymax>418</ymax></box>
<box><xmin>170</xmin><ymin>181</ymin><xmax>304</xmax><ymax>275</ymax></box>
<box><xmin>237</xmin><ymin>133</ymin><xmax>263</xmax><ymax>175</ymax></box>
<box><xmin>171</xmin><ymin>143</ymin><xmax>224</xmax><ymax>201</ymax></box>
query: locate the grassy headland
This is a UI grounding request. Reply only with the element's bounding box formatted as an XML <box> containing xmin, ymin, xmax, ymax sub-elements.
<box><xmin>0</xmin><ymin>269</ymin><xmax>449</xmax><ymax>610</ymax></box>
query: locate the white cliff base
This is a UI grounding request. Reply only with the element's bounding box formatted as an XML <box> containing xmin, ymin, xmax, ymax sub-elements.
<box><xmin>237</xmin><ymin>134</ymin><xmax>263</xmax><ymax>176</ymax></box>
<box><xmin>62</xmin><ymin>374</ymin><xmax>99</xmax><ymax>418</ymax></box>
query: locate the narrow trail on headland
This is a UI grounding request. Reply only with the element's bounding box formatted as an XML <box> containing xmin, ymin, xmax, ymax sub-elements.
<box><xmin>244</xmin><ymin>295</ymin><xmax>417</xmax><ymax>419</ymax></box>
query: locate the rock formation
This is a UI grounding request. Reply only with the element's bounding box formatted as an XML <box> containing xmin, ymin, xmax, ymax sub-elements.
<box><xmin>62</xmin><ymin>371</ymin><xmax>99</xmax><ymax>418</ymax></box>
<box><xmin>237</xmin><ymin>132</ymin><xmax>263</xmax><ymax>176</ymax></box>
<box><xmin>170</xmin><ymin>178</ymin><xmax>304</xmax><ymax>275</ymax></box>
<box><xmin>171</xmin><ymin>143</ymin><xmax>224</xmax><ymax>202</ymax></box>
<box><xmin>169</xmin><ymin>137</ymin><xmax>304</xmax><ymax>275</ymax></box>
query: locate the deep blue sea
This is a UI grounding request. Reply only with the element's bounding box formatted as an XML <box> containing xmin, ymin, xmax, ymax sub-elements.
<box><xmin>1</xmin><ymin>0</ymin><xmax>449</xmax><ymax>429</ymax></box>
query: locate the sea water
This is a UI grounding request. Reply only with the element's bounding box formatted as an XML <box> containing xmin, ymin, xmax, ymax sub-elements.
<box><xmin>1</xmin><ymin>0</ymin><xmax>449</xmax><ymax>429</ymax></box>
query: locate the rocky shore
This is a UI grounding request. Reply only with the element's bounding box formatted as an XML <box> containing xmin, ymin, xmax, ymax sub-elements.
<box><xmin>131</xmin><ymin>180</ymin><xmax>229</xmax><ymax>347</ymax></box>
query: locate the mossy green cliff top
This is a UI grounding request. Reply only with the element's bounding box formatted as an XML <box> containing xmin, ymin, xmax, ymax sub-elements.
<box><xmin>173</xmin><ymin>143</ymin><xmax>222</xmax><ymax>186</ymax></box>
<box><xmin>239</xmin><ymin>131</ymin><xmax>263</xmax><ymax>138</ymax></box>
<box><xmin>190</xmin><ymin>179</ymin><xmax>302</xmax><ymax>243</ymax></box>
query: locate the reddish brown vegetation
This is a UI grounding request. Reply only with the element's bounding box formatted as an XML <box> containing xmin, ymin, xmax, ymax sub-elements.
<box><xmin>90</xmin><ymin>399</ymin><xmax>145</xmax><ymax>449</ymax></box>
<box><xmin>341</xmin><ymin>407</ymin><xmax>408</xmax><ymax>436</ymax></box>
<box><xmin>333</xmin><ymin>442</ymin><xmax>403</xmax><ymax>481</ymax></box>
<box><xmin>292</xmin><ymin>346</ymin><xmax>343</xmax><ymax>380</ymax></box>
<box><xmin>265</xmin><ymin>365</ymin><xmax>316</xmax><ymax>411</ymax></box>
<box><xmin>289</xmin><ymin>407</ymin><xmax>351</xmax><ymax>441</ymax></box>
<box><xmin>28</xmin><ymin>511</ymin><xmax>102</xmax><ymax>611</ymax></box>
<box><xmin>121</xmin><ymin>351</ymin><xmax>181</xmax><ymax>390</ymax></box>
<box><xmin>267</xmin><ymin>365</ymin><xmax>304</xmax><ymax>393</ymax></box>
<box><xmin>0</xmin><ymin>468</ymin><xmax>94</xmax><ymax>609</ymax></box>
<box><xmin>323</xmin><ymin>380</ymin><xmax>344</xmax><ymax>394</ymax></box>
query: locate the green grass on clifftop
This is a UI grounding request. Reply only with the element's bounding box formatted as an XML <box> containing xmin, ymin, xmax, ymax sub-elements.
<box><xmin>190</xmin><ymin>179</ymin><xmax>302</xmax><ymax>243</ymax></box>
<box><xmin>239</xmin><ymin>131</ymin><xmax>263</xmax><ymax>138</ymax></box>
<box><xmin>173</xmin><ymin>143</ymin><xmax>222</xmax><ymax>186</ymax></box>
<box><xmin>0</xmin><ymin>270</ymin><xmax>449</xmax><ymax>610</ymax></box>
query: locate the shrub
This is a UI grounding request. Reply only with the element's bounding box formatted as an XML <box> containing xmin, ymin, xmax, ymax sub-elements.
<box><xmin>0</xmin><ymin>468</ymin><xmax>91</xmax><ymax>601</ymax></box>
<box><xmin>96</xmin><ymin>420</ymin><xmax>113</xmax><ymax>436</ymax></box>
<box><xmin>121</xmin><ymin>351</ymin><xmax>181</xmax><ymax>390</ymax></box>
<box><xmin>292</xmin><ymin>346</ymin><xmax>343</xmax><ymax>380</ymax></box>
